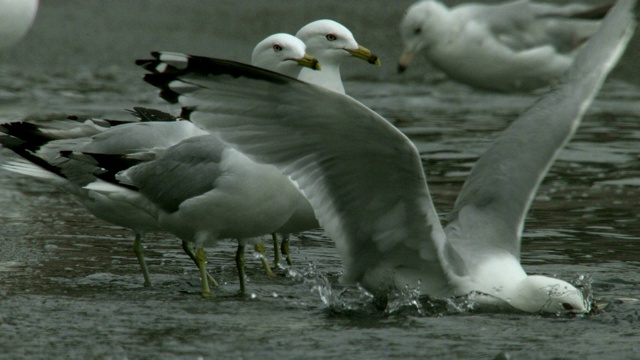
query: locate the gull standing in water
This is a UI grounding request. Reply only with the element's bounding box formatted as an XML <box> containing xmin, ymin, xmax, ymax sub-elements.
<box><xmin>135</xmin><ymin>19</ymin><xmax>380</xmax><ymax>276</ymax></box>
<box><xmin>137</xmin><ymin>0</ymin><xmax>635</xmax><ymax>312</ymax></box>
<box><xmin>85</xmin><ymin>21</ymin><xmax>381</xmax><ymax>295</ymax></box>
<box><xmin>0</xmin><ymin>110</ymin><xmax>206</xmax><ymax>287</ymax></box>
<box><xmin>398</xmin><ymin>0</ymin><xmax>613</xmax><ymax>92</ymax></box>
<box><xmin>0</xmin><ymin>33</ymin><xmax>319</xmax><ymax>288</ymax></box>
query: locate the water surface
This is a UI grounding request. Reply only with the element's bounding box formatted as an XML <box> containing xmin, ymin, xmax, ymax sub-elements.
<box><xmin>1</xmin><ymin>1</ymin><xmax>639</xmax><ymax>359</ymax></box>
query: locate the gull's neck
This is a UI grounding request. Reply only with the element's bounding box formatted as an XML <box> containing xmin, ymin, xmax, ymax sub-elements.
<box><xmin>297</xmin><ymin>62</ymin><xmax>345</xmax><ymax>95</ymax></box>
<box><xmin>453</xmin><ymin>254</ymin><xmax>529</xmax><ymax>307</ymax></box>
<box><xmin>466</xmin><ymin>254</ymin><xmax>527</xmax><ymax>292</ymax></box>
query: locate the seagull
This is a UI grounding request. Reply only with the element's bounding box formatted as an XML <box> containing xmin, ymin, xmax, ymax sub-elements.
<box><xmin>84</xmin><ymin>131</ymin><xmax>309</xmax><ymax>296</ymax></box>
<box><xmin>138</xmin><ymin>0</ymin><xmax>635</xmax><ymax>312</ymax></box>
<box><xmin>0</xmin><ymin>109</ymin><xmax>211</xmax><ymax>287</ymax></box>
<box><xmin>85</xmin><ymin>22</ymin><xmax>381</xmax><ymax>295</ymax></box>
<box><xmin>0</xmin><ymin>0</ymin><xmax>39</xmax><ymax>49</ymax></box>
<box><xmin>0</xmin><ymin>33</ymin><xmax>320</xmax><ymax>288</ymax></box>
<box><xmin>120</xmin><ymin>20</ymin><xmax>380</xmax><ymax>270</ymax></box>
<box><xmin>398</xmin><ymin>0</ymin><xmax>613</xmax><ymax>92</ymax></box>
<box><xmin>137</xmin><ymin>20</ymin><xmax>381</xmax><ymax>272</ymax></box>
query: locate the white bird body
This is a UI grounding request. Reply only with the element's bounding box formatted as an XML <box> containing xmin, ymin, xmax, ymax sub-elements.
<box><xmin>399</xmin><ymin>0</ymin><xmax>608</xmax><ymax>91</ymax></box>
<box><xmin>108</xmin><ymin>135</ymin><xmax>302</xmax><ymax>245</ymax></box>
<box><xmin>141</xmin><ymin>0</ymin><xmax>635</xmax><ymax>312</ymax></box>
<box><xmin>84</xmin><ymin>131</ymin><xmax>308</xmax><ymax>295</ymax></box>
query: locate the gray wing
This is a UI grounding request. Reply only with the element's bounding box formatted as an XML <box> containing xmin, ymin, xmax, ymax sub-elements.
<box><xmin>138</xmin><ymin>54</ymin><xmax>452</xmax><ymax>293</ymax></box>
<box><xmin>55</xmin><ymin>120</ymin><xmax>207</xmax><ymax>187</ymax></box>
<box><xmin>80</xmin><ymin>121</ymin><xmax>206</xmax><ymax>154</ymax></box>
<box><xmin>122</xmin><ymin>135</ymin><xmax>226</xmax><ymax>214</ymax></box>
<box><xmin>445</xmin><ymin>0</ymin><xmax>636</xmax><ymax>263</ymax></box>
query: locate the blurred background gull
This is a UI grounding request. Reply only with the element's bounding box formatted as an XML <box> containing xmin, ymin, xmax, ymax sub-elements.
<box><xmin>0</xmin><ymin>0</ymin><xmax>39</xmax><ymax>49</ymax></box>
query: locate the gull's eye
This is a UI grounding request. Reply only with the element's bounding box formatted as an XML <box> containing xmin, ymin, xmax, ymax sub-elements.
<box><xmin>561</xmin><ymin>303</ymin><xmax>574</xmax><ymax>311</ymax></box>
<box><xmin>414</xmin><ymin>27</ymin><xmax>422</xmax><ymax>35</ymax></box>
<box><xmin>326</xmin><ymin>34</ymin><xmax>337</xmax><ymax>41</ymax></box>
<box><xmin>273</xmin><ymin>44</ymin><xmax>283</xmax><ymax>52</ymax></box>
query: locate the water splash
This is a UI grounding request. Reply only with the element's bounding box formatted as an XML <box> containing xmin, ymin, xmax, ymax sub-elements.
<box><xmin>572</xmin><ymin>273</ymin><xmax>595</xmax><ymax>314</ymax></box>
<box><xmin>312</xmin><ymin>278</ymin><xmax>376</xmax><ymax>313</ymax></box>
<box><xmin>439</xmin><ymin>291</ymin><xmax>517</xmax><ymax>315</ymax></box>
<box><xmin>384</xmin><ymin>283</ymin><xmax>425</xmax><ymax>316</ymax></box>
<box><xmin>286</xmin><ymin>261</ymin><xmax>377</xmax><ymax>313</ymax></box>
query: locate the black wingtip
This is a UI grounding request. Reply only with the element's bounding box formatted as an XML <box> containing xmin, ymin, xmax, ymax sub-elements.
<box><xmin>75</xmin><ymin>152</ymin><xmax>143</xmax><ymax>191</ymax></box>
<box><xmin>128</xmin><ymin>107</ymin><xmax>178</xmax><ymax>122</ymax></box>
<box><xmin>136</xmin><ymin>52</ymin><xmax>295</xmax><ymax>107</ymax></box>
<box><xmin>80</xmin><ymin>152</ymin><xmax>143</xmax><ymax>173</ymax></box>
<box><xmin>141</xmin><ymin>73</ymin><xmax>181</xmax><ymax>104</ymax></box>
<box><xmin>0</xmin><ymin>134</ymin><xmax>27</xmax><ymax>149</ymax></box>
<box><xmin>1</xmin><ymin>135</ymin><xmax>67</xmax><ymax>178</ymax></box>
<box><xmin>180</xmin><ymin>107</ymin><xmax>194</xmax><ymax>120</ymax></box>
<box><xmin>0</xmin><ymin>122</ymin><xmax>54</xmax><ymax>151</ymax></box>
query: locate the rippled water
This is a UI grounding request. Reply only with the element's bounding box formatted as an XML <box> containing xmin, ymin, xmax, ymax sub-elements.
<box><xmin>1</xmin><ymin>1</ymin><xmax>639</xmax><ymax>359</ymax></box>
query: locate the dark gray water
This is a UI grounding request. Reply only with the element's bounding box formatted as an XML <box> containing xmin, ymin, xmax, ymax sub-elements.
<box><xmin>1</xmin><ymin>1</ymin><xmax>639</xmax><ymax>359</ymax></box>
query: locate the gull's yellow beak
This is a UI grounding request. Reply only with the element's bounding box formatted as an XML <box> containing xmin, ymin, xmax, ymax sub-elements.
<box><xmin>294</xmin><ymin>54</ymin><xmax>321</xmax><ymax>71</ymax></box>
<box><xmin>346</xmin><ymin>45</ymin><xmax>382</xmax><ymax>67</ymax></box>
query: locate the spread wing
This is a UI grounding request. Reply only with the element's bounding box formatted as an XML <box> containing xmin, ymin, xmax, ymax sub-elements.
<box><xmin>445</xmin><ymin>0</ymin><xmax>636</xmax><ymax>265</ymax></box>
<box><xmin>137</xmin><ymin>53</ymin><xmax>453</xmax><ymax>293</ymax></box>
